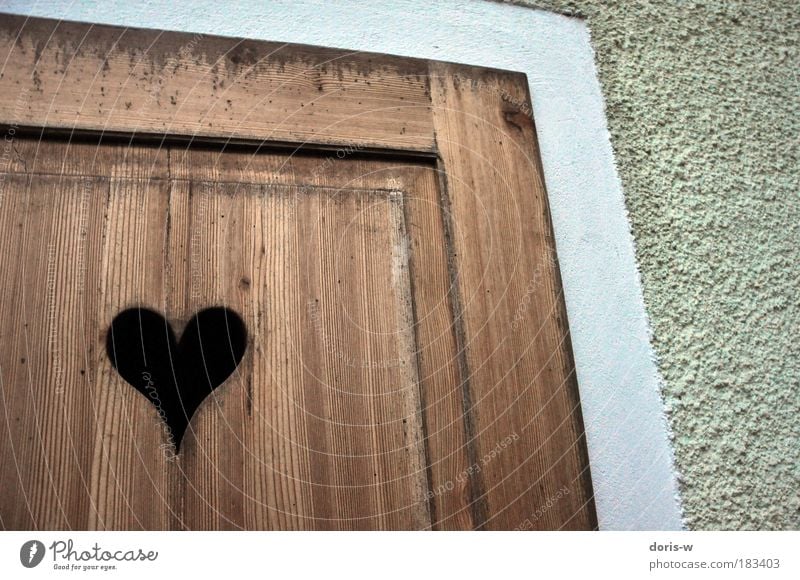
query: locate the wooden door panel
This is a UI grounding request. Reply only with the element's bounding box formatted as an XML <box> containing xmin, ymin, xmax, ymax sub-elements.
<box><xmin>0</xmin><ymin>131</ymin><xmax>595</xmax><ymax>530</ymax></box>
<box><xmin>0</xmin><ymin>15</ymin><xmax>598</xmax><ymax>530</ymax></box>
<box><xmin>167</xmin><ymin>148</ymin><xmax>477</xmax><ymax>529</ymax></box>
<box><xmin>0</xmin><ymin>139</ymin><xmax>474</xmax><ymax>530</ymax></box>
<box><xmin>178</xmin><ymin>182</ymin><xmax>430</xmax><ymax>530</ymax></box>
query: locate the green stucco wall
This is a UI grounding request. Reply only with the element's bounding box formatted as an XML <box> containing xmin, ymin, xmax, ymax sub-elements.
<box><xmin>515</xmin><ymin>0</ymin><xmax>799</xmax><ymax>529</ymax></box>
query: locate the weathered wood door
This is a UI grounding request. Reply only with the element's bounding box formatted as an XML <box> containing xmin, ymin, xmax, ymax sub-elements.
<box><xmin>0</xmin><ymin>14</ymin><xmax>596</xmax><ymax>530</ymax></box>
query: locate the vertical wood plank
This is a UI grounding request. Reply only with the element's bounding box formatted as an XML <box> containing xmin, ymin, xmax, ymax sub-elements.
<box><xmin>429</xmin><ymin>62</ymin><xmax>596</xmax><ymax>530</ymax></box>
<box><xmin>400</xmin><ymin>169</ymin><xmax>477</xmax><ymax>529</ymax></box>
<box><xmin>90</xmin><ymin>174</ymin><xmax>175</xmax><ymax>530</ymax></box>
<box><xmin>0</xmin><ymin>167</ymin><xmax>175</xmax><ymax>529</ymax></box>
<box><xmin>179</xmin><ymin>180</ymin><xmax>253</xmax><ymax>530</ymax></box>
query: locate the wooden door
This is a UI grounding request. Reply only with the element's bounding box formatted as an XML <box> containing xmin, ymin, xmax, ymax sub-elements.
<box><xmin>0</xmin><ymin>14</ymin><xmax>596</xmax><ymax>530</ymax></box>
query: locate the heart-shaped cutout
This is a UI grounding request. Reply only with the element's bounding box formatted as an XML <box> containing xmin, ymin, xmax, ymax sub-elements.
<box><xmin>105</xmin><ymin>307</ymin><xmax>247</xmax><ymax>451</ymax></box>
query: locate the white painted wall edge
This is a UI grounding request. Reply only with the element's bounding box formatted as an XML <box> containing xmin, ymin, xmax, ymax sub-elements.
<box><xmin>0</xmin><ymin>0</ymin><xmax>685</xmax><ymax>530</ymax></box>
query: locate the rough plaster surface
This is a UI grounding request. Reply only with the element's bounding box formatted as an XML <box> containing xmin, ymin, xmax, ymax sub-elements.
<box><xmin>517</xmin><ymin>0</ymin><xmax>800</xmax><ymax>530</ymax></box>
<box><xmin>0</xmin><ymin>0</ymin><xmax>686</xmax><ymax>528</ymax></box>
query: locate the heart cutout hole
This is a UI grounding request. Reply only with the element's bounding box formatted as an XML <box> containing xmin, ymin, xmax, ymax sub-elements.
<box><xmin>106</xmin><ymin>307</ymin><xmax>247</xmax><ymax>451</ymax></box>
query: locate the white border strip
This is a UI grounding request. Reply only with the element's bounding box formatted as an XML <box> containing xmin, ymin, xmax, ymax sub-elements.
<box><xmin>0</xmin><ymin>0</ymin><xmax>684</xmax><ymax>530</ymax></box>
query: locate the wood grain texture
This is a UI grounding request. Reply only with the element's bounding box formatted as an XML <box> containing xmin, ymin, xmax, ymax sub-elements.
<box><xmin>0</xmin><ymin>138</ymin><xmax>475</xmax><ymax>529</ymax></box>
<box><xmin>430</xmin><ymin>62</ymin><xmax>596</xmax><ymax>530</ymax></box>
<box><xmin>0</xmin><ymin>150</ymin><xmax>176</xmax><ymax>529</ymax></box>
<box><xmin>167</xmin><ymin>148</ymin><xmax>476</xmax><ymax>529</ymax></box>
<box><xmin>175</xmin><ymin>181</ymin><xmax>430</xmax><ymax>530</ymax></box>
<box><xmin>0</xmin><ymin>15</ymin><xmax>597</xmax><ymax>530</ymax></box>
<box><xmin>0</xmin><ymin>13</ymin><xmax>434</xmax><ymax>151</ymax></box>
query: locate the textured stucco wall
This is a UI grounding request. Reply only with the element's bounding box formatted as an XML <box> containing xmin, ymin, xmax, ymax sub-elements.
<box><xmin>515</xmin><ymin>0</ymin><xmax>800</xmax><ymax>529</ymax></box>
